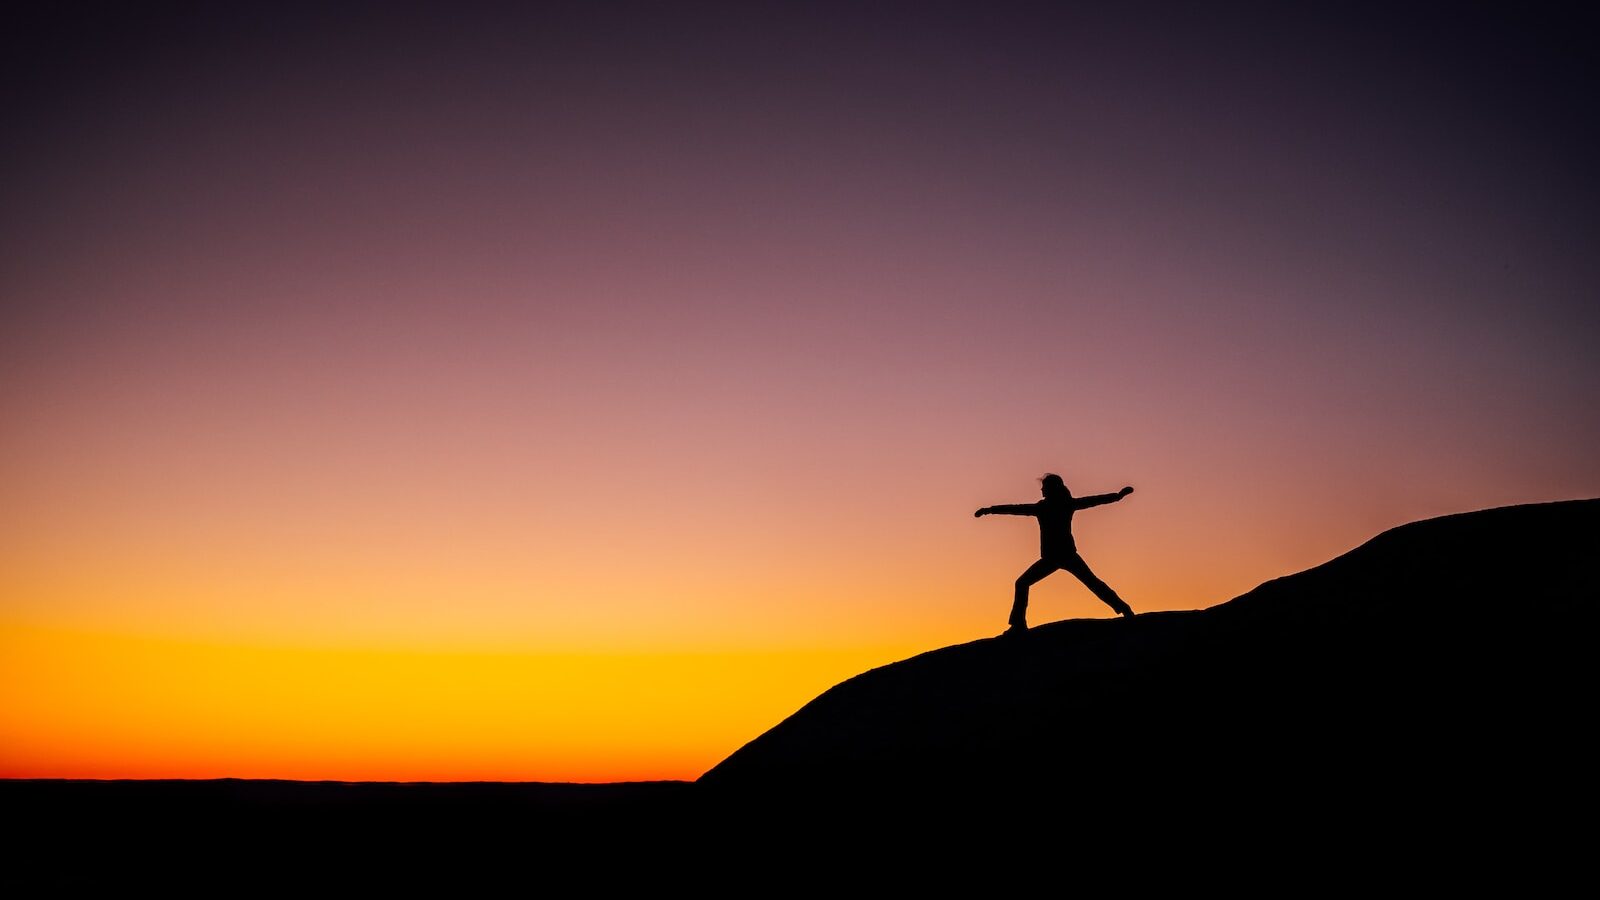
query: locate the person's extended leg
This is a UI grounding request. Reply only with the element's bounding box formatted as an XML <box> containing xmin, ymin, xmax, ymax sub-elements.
<box><xmin>1060</xmin><ymin>553</ymin><xmax>1135</xmax><ymax>617</ymax></box>
<box><xmin>1010</xmin><ymin>559</ymin><xmax>1059</xmax><ymax>630</ymax></box>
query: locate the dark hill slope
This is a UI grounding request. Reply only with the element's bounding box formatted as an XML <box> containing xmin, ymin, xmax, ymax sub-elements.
<box><xmin>700</xmin><ymin>500</ymin><xmax>1595</xmax><ymax>809</ymax></box>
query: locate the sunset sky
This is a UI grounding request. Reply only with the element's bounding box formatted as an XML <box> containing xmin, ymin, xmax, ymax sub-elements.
<box><xmin>3</xmin><ymin>3</ymin><xmax>1595</xmax><ymax>781</ymax></box>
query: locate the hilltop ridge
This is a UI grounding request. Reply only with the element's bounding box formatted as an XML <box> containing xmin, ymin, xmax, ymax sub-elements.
<box><xmin>700</xmin><ymin>500</ymin><xmax>1595</xmax><ymax>811</ymax></box>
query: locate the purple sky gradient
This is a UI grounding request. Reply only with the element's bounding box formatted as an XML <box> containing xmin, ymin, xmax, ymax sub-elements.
<box><xmin>3</xmin><ymin>2</ymin><xmax>1596</xmax><ymax>646</ymax></box>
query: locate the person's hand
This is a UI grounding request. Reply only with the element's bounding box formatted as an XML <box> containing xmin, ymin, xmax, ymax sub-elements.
<box><xmin>974</xmin><ymin>507</ymin><xmax>988</xmax><ymax>517</ymax></box>
<box><xmin>1119</xmin><ymin>486</ymin><xmax>1134</xmax><ymax>497</ymax></box>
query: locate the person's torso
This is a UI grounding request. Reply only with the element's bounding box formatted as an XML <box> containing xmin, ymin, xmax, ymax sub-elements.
<box><xmin>1037</xmin><ymin>496</ymin><xmax>1077</xmax><ymax>558</ymax></box>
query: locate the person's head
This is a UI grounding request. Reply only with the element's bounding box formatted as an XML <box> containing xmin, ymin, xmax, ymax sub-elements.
<box><xmin>1040</xmin><ymin>473</ymin><xmax>1070</xmax><ymax>499</ymax></box>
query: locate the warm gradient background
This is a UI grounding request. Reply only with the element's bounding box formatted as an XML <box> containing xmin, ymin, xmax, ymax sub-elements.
<box><xmin>3</xmin><ymin>4</ymin><xmax>1596</xmax><ymax>781</ymax></box>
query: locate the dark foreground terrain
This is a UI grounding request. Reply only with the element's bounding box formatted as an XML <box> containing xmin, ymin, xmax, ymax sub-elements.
<box><xmin>7</xmin><ymin>500</ymin><xmax>1593</xmax><ymax>885</ymax></box>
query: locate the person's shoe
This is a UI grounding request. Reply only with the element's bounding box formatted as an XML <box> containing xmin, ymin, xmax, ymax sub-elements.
<box><xmin>1003</xmin><ymin>622</ymin><xmax>1029</xmax><ymax>638</ymax></box>
<box><xmin>1119</xmin><ymin>608</ymin><xmax>1137</xmax><ymax>618</ymax></box>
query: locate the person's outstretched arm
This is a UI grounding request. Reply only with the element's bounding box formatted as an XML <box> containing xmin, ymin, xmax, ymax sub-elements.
<box><xmin>1075</xmin><ymin>486</ymin><xmax>1134</xmax><ymax>509</ymax></box>
<box><xmin>974</xmin><ymin>502</ymin><xmax>1040</xmax><ymax>517</ymax></box>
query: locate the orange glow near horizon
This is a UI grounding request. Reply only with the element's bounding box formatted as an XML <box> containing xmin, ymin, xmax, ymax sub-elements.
<box><xmin>1</xmin><ymin>336</ymin><xmax>1591</xmax><ymax>781</ymax></box>
<box><xmin>0</xmin><ymin>622</ymin><xmax>917</xmax><ymax>781</ymax></box>
<box><xmin>0</xmin><ymin>474</ymin><xmax>1584</xmax><ymax>782</ymax></box>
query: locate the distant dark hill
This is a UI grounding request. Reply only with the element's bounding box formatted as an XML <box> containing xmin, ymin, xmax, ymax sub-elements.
<box><xmin>700</xmin><ymin>500</ymin><xmax>1596</xmax><ymax>814</ymax></box>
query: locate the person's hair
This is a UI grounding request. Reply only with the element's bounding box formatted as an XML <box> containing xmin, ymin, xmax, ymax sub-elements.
<box><xmin>1040</xmin><ymin>472</ymin><xmax>1069</xmax><ymax>495</ymax></box>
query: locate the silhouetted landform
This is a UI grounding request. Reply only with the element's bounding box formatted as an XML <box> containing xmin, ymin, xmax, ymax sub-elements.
<box><xmin>7</xmin><ymin>501</ymin><xmax>1593</xmax><ymax>885</ymax></box>
<box><xmin>702</xmin><ymin>500</ymin><xmax>1595</xmax><ymax>819</ymax></box>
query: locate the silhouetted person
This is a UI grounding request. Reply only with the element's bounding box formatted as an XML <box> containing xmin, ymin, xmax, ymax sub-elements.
<box><xmin>975</xmin><ymin>473</ymin><xmax>1135</xmax><ymax>635</ymax></box>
